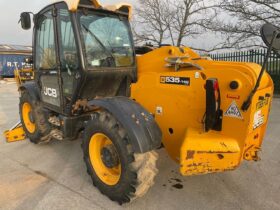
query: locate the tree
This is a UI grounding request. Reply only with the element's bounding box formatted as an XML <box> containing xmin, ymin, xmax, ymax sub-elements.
<box><xmin>206</xmin><ymin>0</ymin><xmax>280</xmax><ymax>51</ymax></box>
<box><xmin>133</xmin><ymin>0</ymin><xmax>218</xmax><ymax>47</ymax></box>
<box><xmin>132</xmin><ymin>0</ymin><xmax>173</xmax><ymax>46</ymax></box>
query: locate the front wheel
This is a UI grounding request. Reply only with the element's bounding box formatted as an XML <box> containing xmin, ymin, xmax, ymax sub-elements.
<box><xmin>19</xmin><ymin>90</ymin><xmax>51</xmax><ymax>143</ymax></box>
<box><xmin>82</xmin><ymin>110</ymin><xmax>158</xmax><ymax>204</ymax></box>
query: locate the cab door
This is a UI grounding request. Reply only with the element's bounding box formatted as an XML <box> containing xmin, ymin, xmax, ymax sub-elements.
<box><xmin>34</xmin><ymin>6</ymin><xmax>62</xmax><ymax>111</ymax></box>
<box><xmin>56</xmin><ymin>3</ymin><xmax>81</xmax><ymax>114</ymax></box>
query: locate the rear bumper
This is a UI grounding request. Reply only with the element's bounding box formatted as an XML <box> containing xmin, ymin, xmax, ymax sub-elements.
<box><xmin>179</xmin><ymin>86</ymin><xmax>274</xmax><ymax>176</ymax></box>
<box><xmin>180</xmin><ymin>128</ymin><xmax>241</xmax><ymax>176</ymax></box>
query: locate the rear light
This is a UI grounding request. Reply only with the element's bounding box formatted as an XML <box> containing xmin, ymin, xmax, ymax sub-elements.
<box><xmin>214</xmin><ymin>80</ymin><xmax>219</xmax><ymax>90</ymax></box>
<box><xmin>213</xmin><ymin>80</ymin><xmax>220</xmax><ymax>101</ymax></box>
<box><xmin>205</xmin><ymin>78</ymin><xmax>223</xmax><ymax>132</ymax></box>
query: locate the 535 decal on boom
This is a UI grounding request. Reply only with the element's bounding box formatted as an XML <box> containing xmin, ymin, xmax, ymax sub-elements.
<box><xmin>160</xmin><ymin>76</ymin><xmax>190</xmax><ymax>86</ymax></box>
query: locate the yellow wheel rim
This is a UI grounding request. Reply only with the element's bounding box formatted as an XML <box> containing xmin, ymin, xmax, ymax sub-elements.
<box><xmin>89</xmin><ymin>133</ymin><xmax>121</xmax><ymax>186</ymax></box>
<box><xmin>22</xmin><ymin>102</ymin><xmax>36</xmax><ymax>134</ymax></box>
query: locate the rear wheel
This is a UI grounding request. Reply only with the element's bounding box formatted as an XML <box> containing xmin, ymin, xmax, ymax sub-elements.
<box><xmin>82</xmin><ymin>110</ymin><xmax>158</xmax><ymax>204</ymax></box>
<box><xmin>19</xmin><ymin>90</ymin><xmax>51</xmax><ymax>143</ymax></box>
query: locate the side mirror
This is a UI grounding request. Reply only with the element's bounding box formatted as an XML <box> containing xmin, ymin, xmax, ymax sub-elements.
<box><xmin>20</xmin><ymin>12</ymin><xmax>31</xmax><ymax>30</ymax></box>
<box><xmin>261</xmin><ymin>23</ymin><xmax>280</xmax><ymax>51</ymax></box>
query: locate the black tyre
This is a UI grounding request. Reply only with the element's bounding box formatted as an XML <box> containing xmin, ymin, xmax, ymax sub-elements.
<box><xmin>19</xmin><ymin>90</ymin><xmax>51</xmax><ymax>143</ymax></box>
<box><xmin>82</xmin><ymin>110</ymin><xmax>158</xmax><ymax>204</ymax></box>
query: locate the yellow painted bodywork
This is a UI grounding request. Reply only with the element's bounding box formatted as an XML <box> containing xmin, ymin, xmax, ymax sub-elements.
<box><xmin>131</xmin><ymin>46</ymin><xmax>273</xmax><ymax>176</ymax></box>
<box><xmin>3</xmin><ymin>122</ymin><xmax>26</xmax><ymax>143</ymax></box>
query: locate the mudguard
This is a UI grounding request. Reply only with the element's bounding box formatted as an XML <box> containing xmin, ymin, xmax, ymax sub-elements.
<box><xmin>19</xmin><ymin>82</ymin><xmax>40</xmax><ymax>100</ymax></box>
<box><xmin>88</xmin><ymin>97</ymin><xmax>162</xmax><ymax>153</ymax></box>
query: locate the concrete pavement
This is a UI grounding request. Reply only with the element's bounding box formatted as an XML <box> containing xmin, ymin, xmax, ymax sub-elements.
<box><xmin>0</xmin><ymin>82</ymin><xmax>279</xmax><ymax>210</ymax></box>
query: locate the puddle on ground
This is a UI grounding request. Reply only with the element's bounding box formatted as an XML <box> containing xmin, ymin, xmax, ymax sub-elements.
<box><xmin>172</xmin><ymin>183</ymin><xmax>183</xmax><ymax>189</ymax></box>
<box><xmin>162</xmin><ymin>173</ymin><xmax>184</xmax><ymax>190</ymax></box>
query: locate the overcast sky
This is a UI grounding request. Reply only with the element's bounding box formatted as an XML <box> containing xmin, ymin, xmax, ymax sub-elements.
<box><xmin>0</xmin><ymin>0</ymin><xmax>220</xmax><ymax>50</ymax></box>
<box><xmin>0</xmin><ymin>0</ymin><xmax>135</xmax><ymax>46</ymax></box>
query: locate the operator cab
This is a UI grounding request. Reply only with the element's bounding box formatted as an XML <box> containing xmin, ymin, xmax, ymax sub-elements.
<box><xmin>20</xmin><ymin>0</ymin><xmax>136</xmax><ymax>115</ymax></box>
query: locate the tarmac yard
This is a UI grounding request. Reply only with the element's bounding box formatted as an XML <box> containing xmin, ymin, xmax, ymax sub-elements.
<box><xmin>0</xmin><ymin>82</ymin><xmax>279</xmax><ymax>210</ymax></box>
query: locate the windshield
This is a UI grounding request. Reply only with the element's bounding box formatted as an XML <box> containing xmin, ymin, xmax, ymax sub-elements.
<box><xmin>78</xmin><ymin>11</ymin><xmax>134</xmax><ymax>68</ymax></box>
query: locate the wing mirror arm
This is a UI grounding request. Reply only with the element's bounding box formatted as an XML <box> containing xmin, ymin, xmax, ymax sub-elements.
<box><xmin>242</xmin><ymin>29</ymin><xmax>280</xmax><ymax>111</ymax></box>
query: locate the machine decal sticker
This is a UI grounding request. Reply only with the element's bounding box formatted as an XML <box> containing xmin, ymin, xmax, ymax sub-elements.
<box><xmin>43</xmin><ymin>87</ymin><xmax>58</xmax><ymax>98</ymax></box>
<box><xmin>256</xmin><ymin>97</ymin><xmax>269</xmax><ymax>110</ymax></box>
<box><xmin>224</xmin><ymin>101</ymin><xmax>243</xmax><ymax>119</ymax></box>
<box><xmin>226</xmin><ymin>94</ymin><xmax>240</xmax><ymax>100</ymax></box>
<box><xmin>160</xmin><ymin>76</ymin><xmax>190</xmax><ymax>86</ymax></box>
<box><xmin>253</xmin><ymin>110</ymin><xmax>264</xmax><ymax>129</ymax></box>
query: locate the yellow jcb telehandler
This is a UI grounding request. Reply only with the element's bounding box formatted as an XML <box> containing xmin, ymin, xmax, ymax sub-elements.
<box><xmin>5</xmin><ymin>0</ymin><xmax>275</xmax><ymax>204</ymax></box>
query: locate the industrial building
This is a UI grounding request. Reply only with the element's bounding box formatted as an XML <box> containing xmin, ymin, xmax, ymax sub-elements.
<box><xmin>0</xmin><ymin>44</ymin><xmax>32</xmax><ymax>77</ymax></box>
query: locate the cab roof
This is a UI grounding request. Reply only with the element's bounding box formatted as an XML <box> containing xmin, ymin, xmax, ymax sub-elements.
<box><xmin>57</xmin><ymin>0</ymin><xmax>132</xmax><ymax>19</ymax></box>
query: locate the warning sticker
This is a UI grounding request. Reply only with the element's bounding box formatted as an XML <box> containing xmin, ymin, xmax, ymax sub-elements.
<box><xmin>253</xmin><ymin>110</ymin><xmax>264</xmax><ymax>129</ymax></box>
<box><xmin>224</xmin><ymin>101</ymin><xmax>243</xmax><ymax>119</ymax></box>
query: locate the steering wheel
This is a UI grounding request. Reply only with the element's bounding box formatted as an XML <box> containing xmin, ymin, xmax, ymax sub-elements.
<box><xmin>87</xmin><ymin>48</ymin><xmax>116</xmax><ymax>67</ymax></box>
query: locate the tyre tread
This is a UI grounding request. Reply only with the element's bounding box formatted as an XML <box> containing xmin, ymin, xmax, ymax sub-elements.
<box><xmin>82</xmin><ymin>110</ymin><xmax>158</xmax><ymax>204</ymax></box>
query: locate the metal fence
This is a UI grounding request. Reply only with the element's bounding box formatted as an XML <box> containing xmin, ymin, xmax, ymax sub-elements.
<box><xmin>210</xmin><ymin>49</ymin><xmax>280</xmax><ymax>94</ymax></box>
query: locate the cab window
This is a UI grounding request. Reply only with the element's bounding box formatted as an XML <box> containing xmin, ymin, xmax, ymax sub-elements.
<box><xmin>35</xmin><ymin>10</ymin><xmax>57</xmax><ymax>70</ymax></box>
<box><xmin>79</xmin><ymin>12</ymin><xmax>134</xmax><ymax>69</ymax></box>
